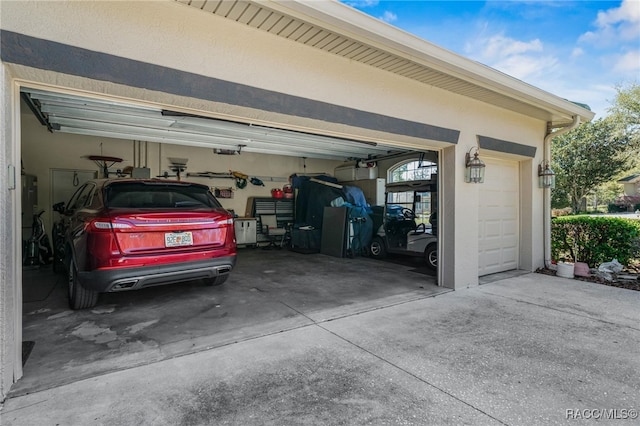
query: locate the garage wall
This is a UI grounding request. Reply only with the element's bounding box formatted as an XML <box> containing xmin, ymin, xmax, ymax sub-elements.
<box><xmin>1</xmin><ymin>66</ymin><xmax>20</xmax><ymax>401</ymax></box>
<box><xmin>20</xmin><ymin>112</ymin><xmax>343</xmax><ymax>231</ymax></box>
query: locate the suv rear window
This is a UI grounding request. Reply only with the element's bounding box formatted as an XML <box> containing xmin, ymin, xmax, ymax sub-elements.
<box><xmin>105</xmin><ymin>182</ymin><xmax>222</xmax><ymax>209</ymax></box>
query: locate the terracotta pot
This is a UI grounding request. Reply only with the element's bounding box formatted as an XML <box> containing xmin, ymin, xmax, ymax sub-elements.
<box><xmin>574</xmin><ymin>262</ymin><xmax>590</xmax><ymax>277</ymax></box>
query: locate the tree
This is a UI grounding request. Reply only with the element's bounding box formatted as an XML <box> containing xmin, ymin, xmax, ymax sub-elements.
<box><xmin>608</xmin><ymin>82</ymin><xmax>640</xmax><ymax>168</ymax></box>
<box><xmin>551</xmin><ymin>117</ymin><xmax>634</xmax><ymax>213</ymax></box>
<box><xmin>552</xmin><ymin>82</ymin><xmax>640</xmax><ymax>213</ymax></box>
<box><xmin>609</xmin><ymin>82</ymin><xmax>640</xmax><ymax>130</ymax></box>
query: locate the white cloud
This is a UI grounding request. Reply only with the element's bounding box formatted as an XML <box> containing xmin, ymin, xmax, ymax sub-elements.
<box><xmin>571</xmin><ymin>47</ymin><xmax>584</xmax><ymax>58</ymax></box>
<box><xmin>496</xmin><ymin>54</ymin><xmax>559</xmax><ymax>82</ymax></box>
<box><xmin>613</xmin><ymin>50</ymin><xmax>640</xmax><ymax>74</ymax></box>
<box><xmin>596</xmin><ymin>0</ymin><xmax>640</xmax><ymax>27</ymax></box>
<box><xmin>468</xmin><ymin>33</ymin><xmax>541</xmax><ymax>58</ymax></box>
<box><xmin>379</xmin><ymin>11</ymin><xmax>397</xmax><ymax>23</ymax></box>
<box><xmin>465</xmin><ymin>33</ymin><xmax>554</xmax><ymax>81</ymax></box>
<box><xmin>528</xmin><ymin>80</ymin><xmax>615</xmax><ymax>119</ymax></box>
<box><xmin>580</xmin><ymin>0</ymin><xmax>640</xmax><ymax>45</ymax></box>
<box><xmin>343</xmin><ymin>1</ymin><xmax>379</xmax><ymax>8</ymax></box>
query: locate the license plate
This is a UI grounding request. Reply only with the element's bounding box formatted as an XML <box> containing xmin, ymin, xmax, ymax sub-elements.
<box><xmin>165</xmin><ymin>232</ymin><xmax>193</xmax><ymax>247</ymax></box>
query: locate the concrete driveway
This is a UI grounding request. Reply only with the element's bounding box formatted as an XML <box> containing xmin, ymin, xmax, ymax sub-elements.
<box><xmin>3</xmin><ymin>269</ymin><xmax>639</xmax><ymax>424</ymax></box>
<box><xmin>11</xmin><ymin>248</ymin><xmax>442</xmax><ymax>397</ymax></box>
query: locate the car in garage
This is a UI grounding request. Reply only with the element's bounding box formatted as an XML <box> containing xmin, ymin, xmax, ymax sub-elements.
<box><xmin>52</xmin><ymin>178</ymin><xmax>237</xmax><ymax>309</ymax></box>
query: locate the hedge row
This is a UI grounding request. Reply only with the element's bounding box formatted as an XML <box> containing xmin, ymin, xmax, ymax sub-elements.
<box><xmin>551</xmin><ymin>216</ymin><xmax>640</xmax><ymax>267</ymax></box>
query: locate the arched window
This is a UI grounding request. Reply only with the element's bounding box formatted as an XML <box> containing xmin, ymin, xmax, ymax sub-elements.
<box><xmin>388</xmin><ymin>160</ymin><xmax>437</xmax><ymax>183</ymax></box>
<box><xmin>387</xmin><ymin>158</ymin><xmax>437</xmax><ymax>227</ymax></box>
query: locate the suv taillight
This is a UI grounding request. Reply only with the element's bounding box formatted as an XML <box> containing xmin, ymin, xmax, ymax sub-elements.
<box><xmin>90</xmin><ymin>220</ymin><xmax>132</xmax><ymax>231</ymax></box>
<box><xmin>86</xmin><ymin>218</ymin><xmax>125</xmax><ymax>268</ymax></box>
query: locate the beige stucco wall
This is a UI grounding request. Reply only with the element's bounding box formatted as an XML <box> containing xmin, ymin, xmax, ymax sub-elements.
<box><xmin>1</xmin><ymin>0</ymin><xmax>541</xmax><ymax>149</ymax></box>
<box><xmin>1</xmin><ymin>0</ymin><xmax>551</xmax><ymax>396</ymax></box>
<box><xmin>1</xmin><ymin>64</ymin><xmax>22</xmax><ymax>401</ymax></box>
<box><xmin>1</xmin><ymin>60</ymin><xmax>9</xmax><ymax>402</ymax></box>
<box><xmin>622</xmin><ymin>182</ymin><xmax>640</xmax><ymax>196</ymax></box>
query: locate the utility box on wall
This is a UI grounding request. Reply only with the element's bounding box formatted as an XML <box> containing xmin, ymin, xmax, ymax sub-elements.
<box><xmin>131</xmin><ymin>167</ymin><xmax>151</xmax><ymax>178</ymax></box>
<box><xmin>334</xmin><ymin>164</ymin><xmax>378</xmax><ymax>181</ymax></box>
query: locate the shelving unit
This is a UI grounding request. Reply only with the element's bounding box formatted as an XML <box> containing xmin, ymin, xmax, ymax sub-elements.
<box><xmin>246</xmin><ymin>197</ymin><xmax>295</xmax><ymax>242</ymax></box>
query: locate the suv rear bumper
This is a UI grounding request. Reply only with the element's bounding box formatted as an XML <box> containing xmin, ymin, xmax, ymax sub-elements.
<box><xmin>77</xmin><ymin>256</ymin><xmax>236</xmax><ymax>292</ymax></box>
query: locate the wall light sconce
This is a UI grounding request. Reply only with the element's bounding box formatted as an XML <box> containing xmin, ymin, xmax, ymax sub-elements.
<box><xmin>538</xmin><ymin>162</ymin><xmax>556</xmax><ymax>188</ymax></box>
<box><xmin>465</xmin><ymin>147</ymin><xmax>486</xmax><ymax>183</ymax></box>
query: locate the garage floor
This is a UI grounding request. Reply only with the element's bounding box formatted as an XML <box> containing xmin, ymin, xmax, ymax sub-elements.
<box><xmin>15</xmin><ymin>248</ymin><xmax>444</xmax><ymax>397</ymax></box>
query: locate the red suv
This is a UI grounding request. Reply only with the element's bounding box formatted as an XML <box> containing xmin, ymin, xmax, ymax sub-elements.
<box><xmin>52</xmin><ymin>179</ymin><xmax>236</xmax><ymax>309</ymax></box>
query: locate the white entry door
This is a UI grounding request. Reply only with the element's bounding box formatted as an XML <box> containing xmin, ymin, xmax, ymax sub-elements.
<box><xmin>478</xmin><ymin>158</ymin><xmax>519</xmax><ymax>275</ymax></box>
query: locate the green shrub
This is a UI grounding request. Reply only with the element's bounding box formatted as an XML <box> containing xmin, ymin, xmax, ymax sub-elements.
<box><xmin>607</xmin><ymin>203</ymin><xmax>627</xmax><ymax>213</ymax></box>
<box><xmin>551</xmin><ymin>216</ymin><xmax>640</xmax><ymax>267</ymax></box>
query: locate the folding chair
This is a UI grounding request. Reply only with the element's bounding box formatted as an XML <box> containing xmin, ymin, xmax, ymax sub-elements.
<box><xmin>260</xmin><ymin>214</ymin><xmax>287</xmax><ymax>249</ymax></box>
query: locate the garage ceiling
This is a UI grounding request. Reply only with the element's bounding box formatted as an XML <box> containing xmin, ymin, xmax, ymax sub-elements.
<box><xmin>21</xmin><ymin>88</ymin><xmax>407</xmax><ymax>161</ymax></box>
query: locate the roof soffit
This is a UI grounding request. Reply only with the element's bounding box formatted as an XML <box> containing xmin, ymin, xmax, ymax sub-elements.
<box><xmin>175</xmin><ymin>0</ymin><xmax>595</xmax><ymax>126</ymax></box>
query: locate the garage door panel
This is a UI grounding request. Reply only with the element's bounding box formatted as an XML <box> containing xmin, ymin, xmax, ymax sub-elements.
<box><xmin>503</xmin><ymin>219</ymin><xmax>518</xmax><ymax>235</ymax></box>
<box><xmin>483</xmin><ymin>193</ymin><xmax>501</xmax><ymax>203</ymax></box>
<box><xmin>484</xmin><ymin>221</ymin><xmax>502</xmax><ymax>238</ymax></box>
<box><xmin>483</xmin><ymin>240</ymin><xmax>503</xmax><ymax>251</ymax></box>
<box><xmin>483</xmin><ymin>249</ymin><xmax>502</xmax><ymax>267</ymax></box>
<box><xmin>503</xmin><ymin>248</ymin><xmax>518</xmax><ymax>264</ymax></box>
<box><xmin>478</xmin><ymin>158</ymin><xmax>519</xmax><ymax>276</ymax></box>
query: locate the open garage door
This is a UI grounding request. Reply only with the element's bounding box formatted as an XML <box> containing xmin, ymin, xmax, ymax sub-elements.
<box><xmin>478</xmin><ymin>158</ymin><xmax>519</xmax><ymax>276</ymax></box>
<box><xmin>14</xmin><ymin>85</ymin><xmax>445</xmax><ymax>396</ymax></box>
<box><xmin>20</xmin><ymin>88</ymin><xmax>409</xmax><ymax>161</ymax></box>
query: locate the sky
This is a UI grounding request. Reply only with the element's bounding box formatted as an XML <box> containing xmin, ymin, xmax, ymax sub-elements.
<box><xmin>340</xmin><ymin>0</ymin><xmax>640</xmax><ymax>119</ymax></box>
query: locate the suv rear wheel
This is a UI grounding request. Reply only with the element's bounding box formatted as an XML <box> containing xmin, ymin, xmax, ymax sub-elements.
<box><xmin>205</xmin><ymin>275</ymin><xmax>228</xmax><ymax>286</ymax></box>
<box><xmin>68</xmin><ymin>259</ymin><xmax>99</xmax><ymax>309</ymax></box>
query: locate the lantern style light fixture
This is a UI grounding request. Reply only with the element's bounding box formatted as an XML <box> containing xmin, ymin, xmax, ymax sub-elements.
<box><xmin>538</xmin><ymin>162</ymin><xmax>556</xmax><ymax>188</ymax></box>
<box><xmin>464</xmin><ymin>147</ymin><xmax>486</xmax><ymax>183</ymax></box>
